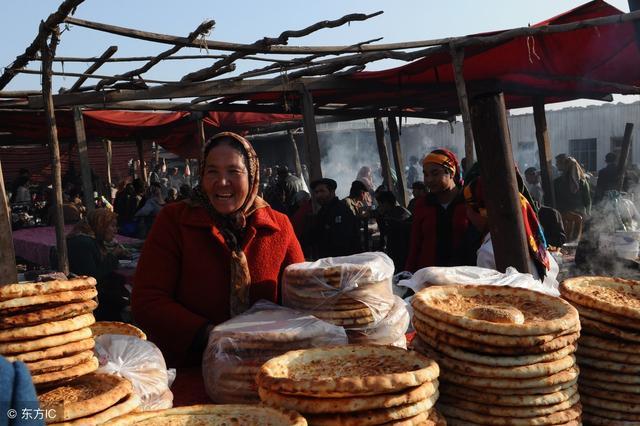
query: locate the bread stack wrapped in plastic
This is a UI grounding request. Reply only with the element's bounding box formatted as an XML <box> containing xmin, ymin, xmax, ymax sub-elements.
<box><xmin>202</xmin><ymin>301</ymin><xmax>347</xmax><ymax>404</ymax></box>
<box><xmin>411</xmin><ymin>285</ymin><xmax>582</xmax><ymax>426</ymax></box>
<box><xmin>282</xmin><ymin>252</ymin><xmax>409</xmax><ymax>348</ymax></box>
<box><xmin>561</xmin><ymin>276</ymin><xmax>640</xmax><ymax>425</ymax></box>
<box><xmin>257</xmin><ymin>344</ymin><xmax>445</xmax><ymax>425</ymax></box>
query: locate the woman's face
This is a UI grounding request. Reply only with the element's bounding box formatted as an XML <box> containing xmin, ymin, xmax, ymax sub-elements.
<box><xmin>202</xmin><ymin>144</ymin><xmax>249</xmax><ymax>215</ymax></box>
<box><xmin>423</xmin><ymin>163</ymin><xmax>455</xmax><ymax>193</ymax></box>
<box><xmin>104</xmin><ymin>219</ymin><xmax>117</xmax><ymax>242</ymax></box>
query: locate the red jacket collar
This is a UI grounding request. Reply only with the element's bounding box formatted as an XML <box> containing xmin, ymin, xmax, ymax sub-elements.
<box><xmin>180</xmin><ymin>202</ymin><xmax>281</xmax><ymax>233</ymax></box>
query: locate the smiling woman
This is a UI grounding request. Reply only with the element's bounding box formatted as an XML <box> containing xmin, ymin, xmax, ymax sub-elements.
<box><xmin>132</xmin><ymin>132</ymin><xmax>304</xmax><ymax>367</ymax></box>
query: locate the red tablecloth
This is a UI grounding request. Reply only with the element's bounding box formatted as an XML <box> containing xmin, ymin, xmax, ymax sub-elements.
<box><xmin>12</xmin><ymin>225</ymin><xmax>141</xmax><ymax>268</ymax></box>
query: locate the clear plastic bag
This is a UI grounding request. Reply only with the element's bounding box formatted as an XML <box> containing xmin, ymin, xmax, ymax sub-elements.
<box><xmin>94</xmin><ymin>334</ymin><xmax>173</xmax><ymax>411</ymax></box>
<box><xmin>346</xmin><ymin>296</ymin><xmax>410</xmax><ymax>348</ymax></box>
<box><xmin>282</xmin><ymin>252</ymin><xmax>396</xmax><ymax>327</ymax></box>
<box><xmin>202</xmin><ymin>301</ymin><xmax>347</xmax><ymax>404</ymax></box>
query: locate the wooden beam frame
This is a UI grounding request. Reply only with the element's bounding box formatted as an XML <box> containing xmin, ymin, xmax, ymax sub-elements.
<box><xmin>533</xmin><ymin>98</ymin><xmax>556</xmax><ymax>208</ymax></box>
<box><xmin>68</xmin><ymin>45</ymin><xmax>118</xmax><ymax>92</ymax></box>
<box><xmin>387</xmin><ymin>115</ymin><xmax>408</xmax><ymax>207</ymax></box>
<box><xmin>374</xmin><ymin>117</ymin><xmax>394</xmax><ymax>192</ymax></box>
<box><xmin>616</xmin><ymin>123</ymin><xmax>634</xmax><ymax>191</ymax></box>
<box><xmin>300</xmin><ymin>86</ymin><xmax>322</xmax><ymax>182</ymax></box>
<box><xmin>450</xmin><ymin>44</ymin><xmax>475</xmax><ymax>169</ymax></box>
<box><xmin>73</xmin><ymin>107</ymin><xmax>95</xmax><ymax>213</ymax></box>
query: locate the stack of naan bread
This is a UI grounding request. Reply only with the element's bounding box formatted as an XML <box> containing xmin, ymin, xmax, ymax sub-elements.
<box><xmin>0</xmin><ymin>276</ymin><xmax>100</xmax><ymax>387</ymax></box>
<box><xmin>411</xmin><ymin>285</ymin><xmax>582</xmax><ymax>426</ymax></box>
<box><xmin>38</xmin><ymin>372</ymin><xmax>140</xmax><ymax>425</ymax></box>
<box><xmin>561</xmin><ymin>276</ymin><xmax>640</xmax><ymax>425</ymax></box>
<box><xmin>103</xmin><ymin>404</ymin><xmax>308</xmax><ymax>426</ymax></box>
<box><xmin>203</xmin><ymin>307</ymin><xmax>347</xmax><ymax>404</ymax></box>
<box><xmin>257</xmin><ymin>345</ymin><xmax>445</xmax><ymax>425</ymax></box>
<box><xmin>282</xmin><ymin>253</ymin><xmax>408</xmax><ymax>347</ymax></box>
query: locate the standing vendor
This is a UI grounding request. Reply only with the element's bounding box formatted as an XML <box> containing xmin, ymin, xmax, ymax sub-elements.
<box><xmin>132</xmin><ymin>132</ymin><xmax>304</xmax><ymax>367</ymax></box>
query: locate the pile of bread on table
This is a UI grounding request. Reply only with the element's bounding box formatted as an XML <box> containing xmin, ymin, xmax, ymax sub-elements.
<box><xmin>0</xmin><ymin>276</ymin><xmax>167</xmax><ymax>425</ymax></box>
<box><xmin>561</xmin><ymin>276</ymin><xmax>640</xmax><ymax>426</ymax></box>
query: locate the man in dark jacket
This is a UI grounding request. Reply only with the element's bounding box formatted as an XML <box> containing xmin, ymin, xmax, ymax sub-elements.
<box><xmin>595</xmin><ymin>152</ymin><xmax>618</xmax><ymax>203</ymax></box>
<box><xmin>376</xmin><ymin>190</ymin><xmax>412</xmax><ymax>271</ymax></box>
<box><xmin>310</xmin><ymin>178</ymin><xmax>360</xmax><ymax>259</ymax></box>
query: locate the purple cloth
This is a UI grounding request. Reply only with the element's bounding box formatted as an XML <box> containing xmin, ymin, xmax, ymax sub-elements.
<box><xmin>12</xmin><ymin>225</ymin><xmax>141</xmax><ymax>268</ymax></box>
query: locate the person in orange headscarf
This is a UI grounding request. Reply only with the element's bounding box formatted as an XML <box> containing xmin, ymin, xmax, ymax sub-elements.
<box><xmin>132</xmin><ymin>132</ymin><xmax>304</xmax><ymax>367</ymax></box>
<box><xmin>405</xmin><ymin>149</ymin><xmax>479</xmax><ymax>272</ymax></box>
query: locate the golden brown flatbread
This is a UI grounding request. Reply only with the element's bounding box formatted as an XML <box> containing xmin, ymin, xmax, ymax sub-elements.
<box><xmin>0</xmin><ymin>327</ymin><xmax>93</xmax><ymax>355</ymax></box>
<box><xmin>0</xmin><ymin>288</ymin><xmax>98</xmax><ymax>313</ymax></box>
<box><xmin>0</xmin><ymin>300</ymin><xmax>97</xmax><ymax>329</ymax></box>
<box><xmin>32</xmin><ymin>356</ymin><xmax>99</xmax><ymax>387</ymax></box>
<box><xmin>24</xmin><ymin>349</ymin><xmax>94</xmax><ymax>375</ymax></box>
<box><xmin>440</xmin><ymin>382</ymin><xmax>578</xmax><ymax>407</ymax></box>
<box><xmin>439</xmin><ymin>365</ymin><xmax>579</xmax><ymax>390</ymax></box>
<box><xmin>560</xmin><ymin>275</ymin><xmax>640</xmax><ymax>320</ymax></box>
<box><xmin>90</xmin><ymin>321</ymin><xmax>146</xmax><ymax>340</ymax></box>
<box><xmin>49</xmin><ymin>393</ymin><xmax>140</xmax><ymax>426</ymax></box>
<box><xmin>439</xmin><ymin>391</ymin><xmax>580</xmax><ymax>417</ymax></box>
<box><xmin>257</xmin><ymin>345</ymin><xmax>439</xmax><ymax>397</ymax></box>
<box><xmin>4</xmin><ymin>338</ymin><xmax>95</xmax><ymax>363</ymax></box>
<box><xmin>438</xmin><ymin>401</ymin><xmax>582</xmax><ymax>426</ymax></box>
<box><xmin>0</xmin><ymin>276</ymin><xmax>96</xmax><ymax>301</ymax></box>
<box><xmin>0</xmin><ymin>313</ymin><xmax>95</xmax><ymax>342</ymax></box>
<box><xmin>412</xmin><ymin>285</ymin><xmax>579</xmax><ymax>336</ymax></box>
<box><xmin>39</xmin><ymin>373</ymin><xmax>133</xmax><ymax>422</ymax></box>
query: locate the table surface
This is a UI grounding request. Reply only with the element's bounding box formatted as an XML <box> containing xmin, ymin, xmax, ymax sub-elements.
<box><xmin>12</xmin><ymin>225</ymin><xmax>142</xmax><ymax>268</ymax></box>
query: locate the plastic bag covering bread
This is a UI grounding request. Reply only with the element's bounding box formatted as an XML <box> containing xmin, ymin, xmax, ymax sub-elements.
<box><xmin>346</xmin><ymin>296</ymin><xmax>410</xmax><ymax>348</ymax></box>
<box><xmin>397</xmin><ymin>265</ymin><xmax>560</xmax><ymax>297</ymax></box>
<box><xmin>282</xmin><ymin>252</ymin><xmax>396</xmax><ymax>327</ymax></box>
<box><xmin>202</xmin><ymin>300</ymin><xmax>348</xmax><ymax>404</ymax></box>
<box><xmin>94</xmin><ymin>334</ymin><xmax>174</xmax><ymax>411</ymax></box>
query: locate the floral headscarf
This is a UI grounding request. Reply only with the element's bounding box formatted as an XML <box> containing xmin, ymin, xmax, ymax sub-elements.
<box><xmin>423</xmin><ymin>148</ymin><xmax>464</xmax><ymax>186</ymax></box>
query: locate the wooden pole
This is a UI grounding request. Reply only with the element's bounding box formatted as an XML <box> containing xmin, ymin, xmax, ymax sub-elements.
<box><xmin>616</xmin><ymin>123</ymin><xmax>634</xmax><ymax>191</ymax></box>
<box><xmin>300</xmin><ymin>85</ymin><xmax>323</xmax><ymax>181</ymax></box>
<box><xmin>42</xmin><ymin>28</ymin><xmax>69</xmax><ymax>275</ymax></box>
<box><xmin>533</xmin><ymin>98</ymin><xmax>556</xmax><ymax>208</ymax></box>
<box><xmin>73</xmin><ymin>107</ymin><xmax>94</xmax><ymax>213</ymax></box>
<box><xmin>450</xmin><ymin>44</ymin><xmax>475</xmax><ymax>169</ymax></box>
<box><xmin>471</xmin><ymin>92</ymin><xmax>530</xmax><ymax>274</ymax></box>
<box><xmin>0</xmin><ymin>160</ymin><xmax>17</xmax><ymax>285</ymax></box>
<box><xmin>103</xmin><ymin>139</ymin><xmax>112</xmax><ymax>187</ymax></box>
<box><xmin>287</xmin><ymin>130</ymin><xmax>304</xmax><ymax>179</ymax></box>
<box><xmin>136</xmin><ymin>137</ymin><xmax>147</xmax><ymax>185</ymax></box>
<box><xmin>68</xmin><ymin>45</ymin><xmax>118</xmax><ymax>92</ymax></box>
<box><xmin>387</xmin><ymin>115</ymin><xmax>408</xmax><ymax>206</ymax></box>
<box><xmin>374</xmin><ymin>117</ymin><xmax>394</xmax><ymax>192</ymax></box>
<box><xmin>196</xmin><ymin>118</ymin><xmax>206</xmax><ymax>158</ymax></box>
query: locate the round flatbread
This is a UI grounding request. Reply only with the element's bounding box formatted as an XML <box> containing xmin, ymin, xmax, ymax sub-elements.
<box><xmin>581</xmin><ymin>366</ymin><xmax>640</xmax><ymax>384</ymax></box>
<box><xmin>31</xmin><ymin>356</ymin><xmax>99</xmax><ymax>386</ymax></box>
<box><xmin>412</xmin><ymin>311</ymin><xmax>578</xmax><ymax>348</ymax></box>
<box><xmin>412</xmin><ymin>334</ymin><xmax>576</xmax><ymax>367</ymax></box>
<box><xmin>438</xmin><ymin>401</ymin><xmax>582</xmax><ymax>426</ymax></box>
<box><xmin>582</xmin><ymin>403</ymin><xmax>640</xmax><ymax>420</ymax></box>
<box><xmin>257</xmin><ymin>345</ymin><xmax>439</xmax><ymax>397</ymax></box>
<box><xmin>439</xmin><ymin>391</ymin><xmax>580</xmax><ymax>418</ymax></box>
<box><xmin>580</xmin><ymin>384</ymin><xmax>640</xmax><ymax>404</ymax></box>
<box><xmin>440</xmin><ymin>382</ymin><xmax>578</xmax><ymax>407</ymax></box>
<box><xmin>413</xmin><ymin>317</ymin><xmax>579</xmax><ymax>354</ymax></box>
<box><xmin>462</xmin><ymin>377</ymin><xmax>578</xmax><ymax>396</ymax></box>
<box><xmin>578</xmin><ymin>354</ymin><xmax>640</xmax><ymax>374</ymax></box>
<box><xmin>258</xmin><ymin>380</ymin><xmax>439</xmax><ymax>414</ymax></box>
<box><xmin>0</xmin><ymin>276</ymin><xmax>96</xmax><ymax>302</ymax></box>
<box><xmin>581</xmin><ymin>393</ymin><xmax>640</xmax><ymax>414</ymax></box>
<box><xmin>104</xmin><ymin>404</ymin><xmax>307</xmax><ymax>426</ymax></box>
<box><xmin>422</xmin><ymin>346</ymin><xmax>576</xmax><ymax>379</ymax></box>
<box><xmin>90</xmin><ymin>321</ymin><xmax>146</xmax><ymax>340</ymax></box>
<box><xmin>580</xmin><ymin>316</ymin><xmax>640</xmax><ymax>342</ymax></box>
<box><xmin>0</xmin><ymin>300</ymin><xmax>97</xmax><ymax>330</ymax></box>
<box><xmin>49</xmin><ymin>393</ymin><xmax>141</xmax><ymax>426</ymax></box>
<box><xmin>582</xmin><ymin>411</ymin><xmax>640</xmax><ymax>426</ymax></box>
<box><xmin>574</xmin><ymin>302</ymin><xmax>640</xmax><ymax>331</ymax></box>
<box><xmin>580</xmin><ymin>377</ymin><xmax>640</xmax><ymax>393</ymax></box>
<box><xmin>412</xmin><ymin>285</ymin><xmax>579</xmax><ymax>336</ymax></box>
<box><xmin>577</xmin><ymin>344</ymin><xmax>640</xmax><ymax>364</ymax></box>
<box><xmin>24</xmin><ymin>350</ymin><xmax>94</xmax><ymax>375</ymax></box>
<box><xmin>580</xmin><ymin>333</ymin><xmax>640</xmax><ymax>354</ymax></box>
<box><xmin>303</xmin><ymin>395</ymin><xmax>437</xmax><ymax>426</ymax></box>
<box><xmin>560</xmin><ymin>275</ymin><xmax>640</xmax><ymax>320</ymax></box>
<box><xmin>439</xmin><ymin>365</ymin><xmax>579</xmax><ymax>389</ymax></box>
<box><xmin>4</xmin><ymin>338</ymin><xmax>95</xmax><ymax>363</ymax></box>
<box><xmin>0</xmin><ymin>327</ymin><xmax>93</xmax><ymax>355</ymax></box>
<box><xmin>0</xmin><ymin>313</ymin><xmax>95</xmax><ymax>342</ymax></box>
<box><xmin>39</xmin><ymin>373</ymin><xmax>133</xmax><ymax>422</ymax></box>
<box><xmin>0</xmin><ymin>288</ymin><xmax>98</xmax><ymax>312</ymax></box>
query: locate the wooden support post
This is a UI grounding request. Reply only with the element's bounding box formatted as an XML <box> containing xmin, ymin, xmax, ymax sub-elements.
<box><xmin>300</xmin><ymin>85</ymin><xmax>323</xmax><ymax>181</ymax></box>
<box><xmin>196</xmin><ymin>118</ymin><xmax>206</xmax><ymax>158</ymax></box>
<box><xmin>136</xmin><ymin>137</ymin><xmax>147</xmax><ymax>185</ymax></box>
<box><xmin>450</xmin><ymin>44</ymin><xmax>475</xmax><ymax>169</ymax></box>
<box><xmin>287</xmin><ymin>130</ymin><xmax>304</xmax><ymax>179</ymax></box>
<box><xmin>374</xmin><ymin>117</ymin><xmax>394</xmax><ymax>192</ymax></box>
<box><xmin>533</xmin><ymin>98</ymin><xmax>556</xmax><ymax>208</ymax></box>
<box><xmin>42</xmin><ymin>29</ymin><xmax>69</xmax><ymax>275</ymax></box>
<box><xmin>103</xmin><ymin>139</ymin><xmax>112</xmax><ymax>187</ymax></box>
<box><xmin>616</xmin><ymin>123</ymin><xmax>634</xmax><ymax>191</ymax></box>
<box><xmin>387</xmin><ymin>115</ymin><xmax>408</xmax><ymax>207</ymax></box>
<box><xmin>0</xmin><ymin>160</ymin><xmax>17</xmax><ymax>285</ymax></box>
<box><xmin>470</xmin><ymin>92</ymin><xmax>530</xmax><ymax>274</ymax></box>
<box><xmin>73</xmin><ymin>107</ymin><xmax>94</xmax><ymax>213</ymax></box>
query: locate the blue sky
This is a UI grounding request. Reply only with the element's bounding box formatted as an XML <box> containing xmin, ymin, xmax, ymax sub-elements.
<box><xmin>0</xmin><ymin>0</ymin><xmax>635</xmax><ymax>109</ymax></box>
